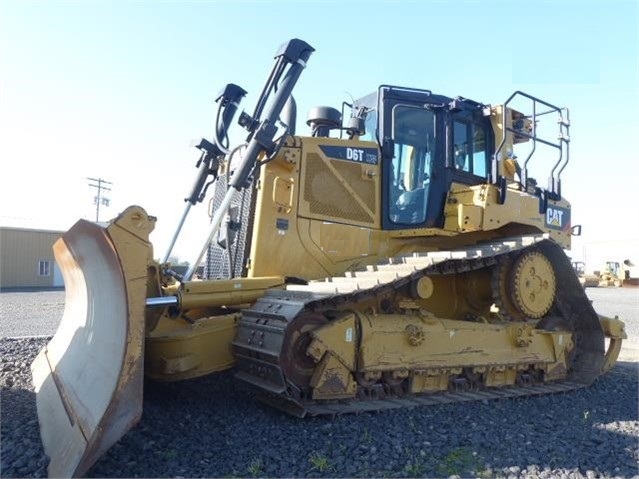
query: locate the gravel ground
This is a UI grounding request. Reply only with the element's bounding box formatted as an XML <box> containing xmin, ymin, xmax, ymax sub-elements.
<box><xmin>1</xmin><ymin>289</ymin><xmax>638</xmax><ymax>478</ymax></box>
<box><xmin>0</xmin><ymin>290</ymin><xmax>64</xmax><ymax>338</ymax></box>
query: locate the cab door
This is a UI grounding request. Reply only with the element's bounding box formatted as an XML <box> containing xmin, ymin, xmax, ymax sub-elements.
<box><xmin>378</xmin><ymin>86</ymin><xmax>448</xmax><ymax>230</ymax></box>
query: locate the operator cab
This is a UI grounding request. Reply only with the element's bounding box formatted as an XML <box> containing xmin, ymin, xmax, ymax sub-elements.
<box><xmin>353</xmin><ymin>86</ymin><xmax>493</xmax><ymax>230</ymax></box>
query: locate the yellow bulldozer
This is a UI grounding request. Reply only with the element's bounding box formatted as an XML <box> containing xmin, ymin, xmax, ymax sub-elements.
<box><xmin>573</xmin><ymin>259</ymin><xmax>638</xmax><ymax>288</ymax></box>
<box><xmin>571</xmin><ymin>260</ymin><xmax>599</xmax><ymax>288</ymax></box>
<box><xmin>593</xmin><ymin>260</ymin><xmax>638</xmax><ymax>288</ymax></box>
<box><xmin>30</xmin><ymin>39</ymin><xmax>626</xmax><ymax>477</ymax></box>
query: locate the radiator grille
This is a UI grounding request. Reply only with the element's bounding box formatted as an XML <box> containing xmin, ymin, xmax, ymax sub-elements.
<box><xmin>303</xmin><ymin>154</ymin><xmax>375</xmax><ymax>224</ymax></box>
<box><xmin>204</xmin><ymin>173</ymin><xmax>255</xmax><ymax>279</ymax></box>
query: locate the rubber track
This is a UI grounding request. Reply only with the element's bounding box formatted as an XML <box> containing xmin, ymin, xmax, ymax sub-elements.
<box><xmin>232</xmin><ymin>235</ymin><xmax>605</xmax><ymax>417</ymax></box>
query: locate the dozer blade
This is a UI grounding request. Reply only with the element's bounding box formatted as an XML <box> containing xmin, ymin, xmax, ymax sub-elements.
<box><xmin>31</xmin><ymin>206</ymin><xmax>155</xmax><ymax>478</ymax></box>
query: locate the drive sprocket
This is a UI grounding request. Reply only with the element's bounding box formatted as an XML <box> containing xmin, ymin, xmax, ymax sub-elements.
<box><xmin>492</xmin><ymin>250</ymin><xmax>556</xmax><ymax>320</ymax></box>
<box><xmin>511</xmin><ymin>250</ymin><xmax>556</xmax><ymax>318</ymax></box>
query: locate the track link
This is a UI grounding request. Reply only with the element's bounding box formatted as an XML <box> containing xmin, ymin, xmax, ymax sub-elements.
<box><xmin>232</xmin><ymin>235</ymin><xmax>605</xmax><ymax>417</ymax></box>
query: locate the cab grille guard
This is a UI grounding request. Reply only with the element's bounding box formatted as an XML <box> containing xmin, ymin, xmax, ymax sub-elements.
<box><xmin>492</xmin><ymin>91</ymin><xmax>570</xmax><ymax>205</ymax></box>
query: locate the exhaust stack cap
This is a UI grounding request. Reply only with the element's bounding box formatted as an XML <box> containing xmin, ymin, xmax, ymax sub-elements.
<box><xmin>307</xmin><ymin>106</ymin><xmax>341</xmax><ymax>138</ymax></box>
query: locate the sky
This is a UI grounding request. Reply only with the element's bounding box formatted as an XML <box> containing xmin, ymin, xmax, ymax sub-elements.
<box><xmin>1</xmin><ymin>0</ymin><xmax>638</xmax><ymax>268</ymax></box>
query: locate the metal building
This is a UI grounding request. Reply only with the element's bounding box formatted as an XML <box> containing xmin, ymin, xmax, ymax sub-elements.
<box><xmin>0</xmin><ymin>226</ymin><xmax>65</xmax><ymax>290</ymax></box>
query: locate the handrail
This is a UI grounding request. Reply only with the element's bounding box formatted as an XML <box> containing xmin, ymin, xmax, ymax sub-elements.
<box><xmin>492</xmin><ymin>90</ymin><xmax>570</xmax><ymax>200</ymax></box>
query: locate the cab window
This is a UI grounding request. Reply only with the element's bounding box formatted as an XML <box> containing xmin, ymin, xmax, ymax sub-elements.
<box><xmin>453</xmin><ymin>121</ymin><xmax>469</xmax><ymax>171</ymax></box>
<box><xmin>362</xmin><ymin>109</ymin><xmax>378</xmax><ymax>142</ymax></box>
<box><xmin>472</xmin><ymin>125</ymin><xmax>487</xmax><ymax>177</ymax></box>
<box><xmin>452</xmin><ymin>120</ymin><xmax>488</xmax><ymax>177</ymax></box>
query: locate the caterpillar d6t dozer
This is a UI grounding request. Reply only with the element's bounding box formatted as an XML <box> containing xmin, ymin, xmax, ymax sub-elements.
<box><xmin>31</xmin><ymin>39</ymin><xmax>626</xmax><ymax>477</ymax></box>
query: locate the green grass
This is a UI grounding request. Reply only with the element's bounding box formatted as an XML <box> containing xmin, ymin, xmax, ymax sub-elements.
<box><xmin>361</xmin><ymin>427</ymin><xmax>373</xmax><ymax>444</ymax></box>
<box><xmin>158</xmin><ymin>448</ymin><xmax>178</xmax><ymax>460</ymax></box>
<box><xmin>404</xmin><ymin>457</ymin><xmax>425</xmax><ymax>476</ymax></box>
<box><xmin>408</xmin><ymin>416</ymin><xmax>420</xmax><ymax>433</ymax></box>
<box><xmin>247</xmin><ymin>457</ymin><xmax>264</xmax><ymax>477</ymax></box>
<box><xmin>308</xmin><ymin>451</ymin><xmax>331</xmax><ymax>473</ymax></box>
<box><xmin>436</xmin><ymin>447</ymin><xmax>481</xmax><ymax>476</ymax></box>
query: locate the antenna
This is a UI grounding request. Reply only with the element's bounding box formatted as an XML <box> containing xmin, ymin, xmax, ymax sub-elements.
<box><xmin>87</xmin><ymin>177</ymin><xmax>112</xmax><ymax>222</ymax></box>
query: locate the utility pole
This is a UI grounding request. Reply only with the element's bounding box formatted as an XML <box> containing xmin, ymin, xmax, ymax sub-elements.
<box><xmin>87</xmin><ymin>177</ymin><xmax>112</xmax><ymax>222</ymax></box>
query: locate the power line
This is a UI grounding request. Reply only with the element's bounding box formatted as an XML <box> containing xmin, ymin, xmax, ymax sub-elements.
<box><xmin>87</xmin><ymin>177</ymin><xmax>112</xmax><ymax>222</ymax></box>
